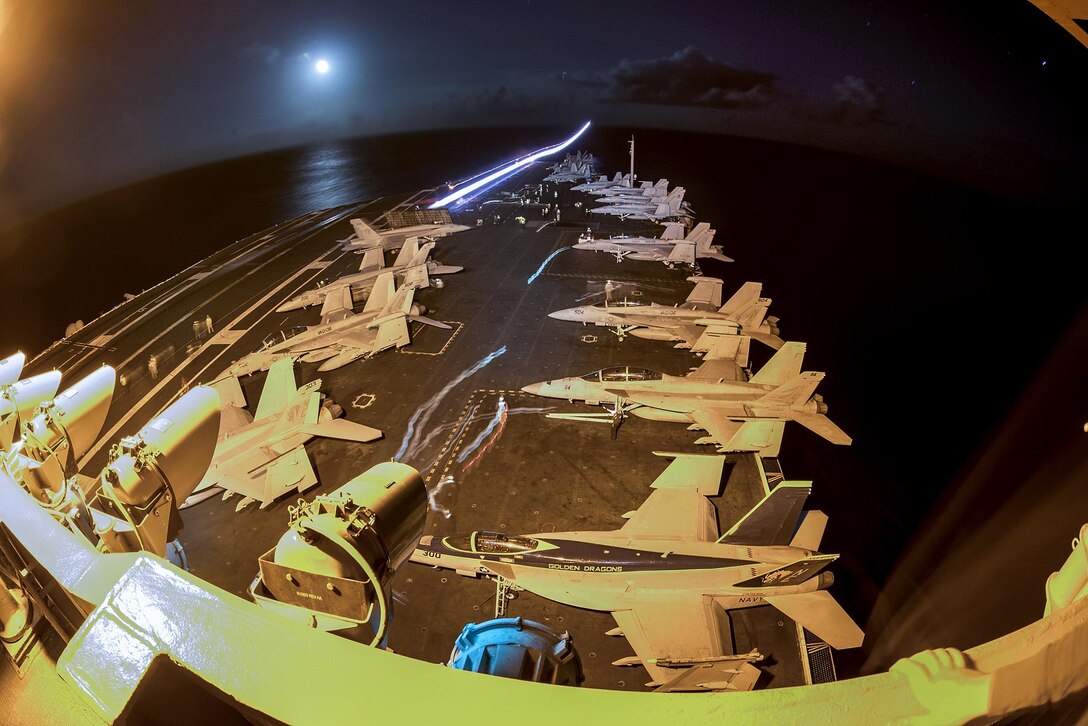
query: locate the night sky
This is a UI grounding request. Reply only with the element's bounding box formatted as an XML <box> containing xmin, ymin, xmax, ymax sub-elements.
<box><xmin>1</xmin><ymin>1</ymin><xmax>1085</xmax><ymax>223</ymax></box>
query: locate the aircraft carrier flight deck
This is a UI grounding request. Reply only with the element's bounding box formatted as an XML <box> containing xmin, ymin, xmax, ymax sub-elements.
<box><xmin>21</xmin><ymin>161</ymin><xmax>824</xmax><ymax>693</ymax></box>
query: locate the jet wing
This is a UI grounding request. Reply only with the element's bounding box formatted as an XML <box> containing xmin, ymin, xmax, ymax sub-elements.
<box><xmin>340</xmin><ymin>329</ymin><xmax>377</xmax><ymax>350</ymax></box>
<box><xmin>319</xmin><ymin>287</ymin><xmax>355</xmax><ymax>325</ymax></box>
<box><xmin>687</xmin><ymin>408</ymin><xmax>745</xmax><ymax>447</ymax></box>
<box><xmin>300</xmin><ymin>418</ymin><xmax>383</xmax><ymax>443</ymax></box>
<box><xmin>611</xmin><ymin>596</ymin><xmax>760</xmax><ymax>691</ymax></box>
<box><xmin>619</xmin><ymin>454</ymin><xmax>725</xmax><ymax>541</ymax></box>
<box><xmin>206</xmin><ymin>445</ymin><xmax>319</xmax><ymax>508</ymax></box>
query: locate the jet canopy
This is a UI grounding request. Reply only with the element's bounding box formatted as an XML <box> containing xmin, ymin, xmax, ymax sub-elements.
<box><xmin>444</xmin><ymin>531</ymin><xmax>543</xmax><ymax>555</ymax></box>
<box><xmin>593</xmin><ymin>299</ymin><xmax>644</xmax><ymax>309</ymax></box>
<box><xmin>261</xmin><ymin>326</ymin><xmax>308</xmax><ymax>350</ymax></box>
<box><xmin>582</xmin><ymin>366</ymin><xmax>663</xmax><ymax>383</ymax></box>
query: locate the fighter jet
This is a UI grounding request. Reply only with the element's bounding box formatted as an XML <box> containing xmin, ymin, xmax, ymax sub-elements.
<box><xmin>570</xmin><ymin>172</ymin><xmax>633</xmax><ymax>193</ymax></box>
<box><xmin>275</xmin><ymin>238</ymin><xmax>462</xmax><ymax>313</ymax></box>
<box><xmin>411</xmin><ymin>452</ymin><xmax>864</xmax><ymax>691</ymax></box>
<box><xmin>573</xmin><ymin>222</ymin><xmax>732</xmax><ymax>266</ymax></box>
<box><xmin>589</xmin><ymin>178</ymin><xmax>668</xmax><ymax>199</ymax></box>
<box><xmin>590</xmin><ymin>187</ymin><xmax>687</xmax><ymax>217</ymax></box>
<box><xmin>340</xmin><ymin>218</ymin><xmax>471</xmax><ymax>252</ymax></box>
<box><xmin>542</xmin><ymin>151</ymin><xmax>597</xmax><ymax>182</ymax></box>
<box><xmin>237</xmin><ymin>271</ymin><xmax>450</xmax><ymax>373</ymax></box>
<box><xmin>521</xmin><ymin>342</ymin><xmax>851</xmax><ymax>454</ymax></box>
<box><xmin>191</xmin><ymin>357</ymin><xmax>382</xmax><ymax>510</ymax></box>
<box><xmin>549</xmin><ymin>279</ymin><xmax>784</xmax><ymax>351</ymax></box>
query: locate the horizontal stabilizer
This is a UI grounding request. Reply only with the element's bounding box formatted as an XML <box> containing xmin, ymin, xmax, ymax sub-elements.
<box><xmin>790</xmin><ymin>510</ymin><xmax>828</xmax><ymax>551</ymax></box>
<box><xmin>764</xmin><ymin>590</ymin><xmax>864</xmax><ymax>650</ymax></box>
<box><xmin>749</xmin><ymin>331</ymin><xmax>785</xmax><ymax>350</ymax></box>
<box><xmin>789</xmin><ymin>411</ymin><xmax>852</xmax><ymax>445</ymax></box>
<box><xmin>300</xmin><ymin>418</ymin><xmax>383</xmax><ymax>443</ymax></box>
<box><xmin>410</xmin><ymin>314</ymin><xmax>452</xmax><ymax>330</ymax></box>
<box><xmin>652</xmin><ymin>659</ymin><xmax>761</xmax><ymax>693</ymax></box>
<box><xmin>734</xmin><ymin>554</ymin><xmax>837</xmax><ymax>588</ymax></box>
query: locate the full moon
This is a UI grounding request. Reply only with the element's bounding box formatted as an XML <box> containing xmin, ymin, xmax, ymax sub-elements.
<box><xmin>315</xmin><ymin>59</ymin><xmax>330</xmax><ymax>74</ymax></box>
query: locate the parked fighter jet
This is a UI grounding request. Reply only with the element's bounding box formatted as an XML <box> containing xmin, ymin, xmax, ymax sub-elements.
<box><xmin>276</xmin><ymin>238</ymin><xmax>462</xmax><ymax>313</ymax></box>
<box><xmin>237</xmin><ymin>272</ymin><xmax>450</xmax><ymax>373</ymax></box>
<box><xmin>590</xmin><ymin>179</ymin><xmax>668</xmax><ymax>199</ymax></box>
<box><xmin>573</xmin><ymin>222</ymin><xmax>731</xmax><ymax>266</ymax></box>
<box><xmin>340</xmin><ymin>218</ymin><xmax>470</xmax><ymax>252</ymax></box>
<box><xmin>521</xmin><ymin>342</ymin><xmax>850</xmax><ymax>454</ymax></box>
<box><xmin>590</xmin><ymin>187</ymin><xmax>687</xmax><ymax>217</ymax></box>
<box><xmin>411</xmin><ymin>452</ymin><xmax>863</xmax><ymax>691</ymax></box>
<box><xmin>549</xmin><ymin>279</ymin><xmax>784</xmax><ymax>350</ymax></box>
<box><xmin>570</xmin><ymin>172</ymin><xmax>633</xmax><ymax>193</ymax></box>
<box><xmin>191</xmin><ymin>357</ymin><xmax>382</xmax><ymax>510</ymax></box>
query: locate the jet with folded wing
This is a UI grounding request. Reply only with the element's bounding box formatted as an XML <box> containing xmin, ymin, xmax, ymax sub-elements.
<box><xmin>570</xmin><ymin>172</ymin><xmax>636</xmax><ymax>192</ymax></box>
<box><xmin>573</xmin><ymin>222</ymin><xmax>731</xmax><ymax>266</ymax></box>
<box><xmin>589</xmin><ymin>187</ymin><xmax>688</xmax><ymax>217</ymax></box>
<box><xmin>521</xmin><ymin>341</ymin><xmax>850</xmax><ymax>456</ymax></box>
<box><xmin>549</xmin><ymin>278</ymin><xmax>783</xmax><ymax>351</ymax></box>
<box><xmin>191</xmin><ymin>357</ymin><xmax>383</xmax><ymax>510</ymax></box>
<box><xmin>276</xmin><ymin>238</ymin><xmax>462</xmax><ymax>313</ymax></box>
<box><xmin>411</xmin><ymin>452</ymin><xmax>863</xmax><ymax>691</ymax></box>
<box><xmin>340</xmin><ymin>218</ymin><xmax>470</xmax><ymax>252</ymax></box>
<box><xmin>237</xmin><ymin>271</ymin><xmax>450</xmax><ymax>373</ymax></box>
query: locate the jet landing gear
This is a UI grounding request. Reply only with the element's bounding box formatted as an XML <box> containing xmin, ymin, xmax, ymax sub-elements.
<box><xmin>609</xmin><ymin>325</ymin><xmax>637</xmax><ymax>341</ymax></box>
<box><xmin>494</xmin><ymin>576</ymin><xmax>523</xmax><ymax>618</ymax></box>
<box><xmin>544</xmin><ymin>399</ymin><xmax>637</xmax><ymax>440</ymax></box>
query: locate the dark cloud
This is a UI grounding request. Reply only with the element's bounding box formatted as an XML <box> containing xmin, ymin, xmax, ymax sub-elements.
<box><xmin>831</xmin><ymin>75</ymin><xmax>892</xmax><ymax>125</ymax></box>
<box><xmin>603</xmin><ymin>46</ymin><xmax>776</xmax><ymax>109</ymax></box>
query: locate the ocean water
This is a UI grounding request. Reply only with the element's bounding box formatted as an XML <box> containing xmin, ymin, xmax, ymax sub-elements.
<box><xmin>1</xmin><ymin>125</ymin><xmax>1084</xmax><ymax>675</ymax></box>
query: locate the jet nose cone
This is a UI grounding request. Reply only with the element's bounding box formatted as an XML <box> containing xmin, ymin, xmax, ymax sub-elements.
<box><xmin>548</xmin><ymin>309</ymin><xmax>575</xmax><ymax>322</ymax></box>
<box><xmin>275</xmin><ymin>301</ymin><xmax>301</xmax><ymax>313</ymax></box>
<box><xmin>521</xmin><ymin>382</ymin><xmax>546</xmax><ymax>396</ymax></box>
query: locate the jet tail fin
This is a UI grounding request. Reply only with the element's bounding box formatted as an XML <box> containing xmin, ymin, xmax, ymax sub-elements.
<box><xmin>357</xmin><ymin>245</ymin><xmax>385</xmax><ymax>272</ymax></box>
<box><xmin>719</xmin><ymin>282</ymin><xmax>762</xmax><ymax>317</ymax></box>
<box><xmin>764</xmin><ymin>590</ymin><xmax>864</xmax><ymax>650</ymax></box>
<box><xmin>685</xmin><ymin>222</ymin><xmax>712</xmax><ymax>244</ymax></box>
<box><xmin>350</xmin><ymin>218</ymin><xmax>381</xmax><ymax>243</ymax></box>
<box><xmin>363</xmin><ymin>272</ymin><xmax>396</xmax><ymax>314</ymax></box>
<box><xmin>659</xmin><ymin>222</ymin><xmax>686</xmax><ymax>241</ymax></box>
<box><xmin>253</xmin><ymin>357</ymin><xmax>299</xmax><ymax>422</ymax></box>
<box><xmin>391</xmin><ymin>237</ymin><xmax>420</xmax><ymax>268</ymax></box>
<box><xmin>666</xmin><ymin>241</ymin><xmax>695</xmax><ymax>265</ymax></box>
<box><xmin>402</xmin><ymin>264</ymin><xmax>430</xmax><ymax>289</ymax></box>
<box><xmin>749</xmin><ymin>342</ymin><xmax>806</xmax><ymax>386</ymax></box>
<box><xmin>718</xmin><ymin>481</ymin><xmax>811</xmax><ymax>546</ymax></box>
